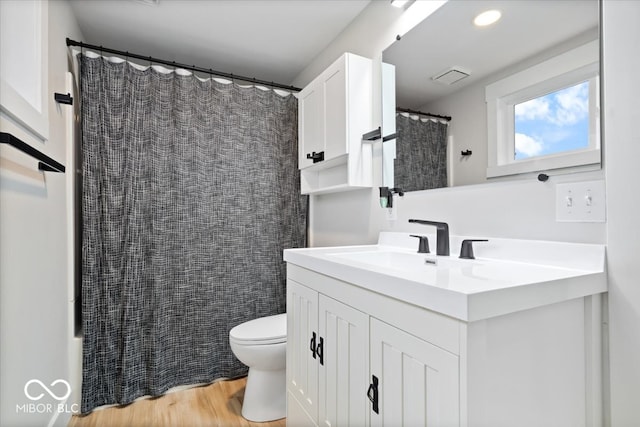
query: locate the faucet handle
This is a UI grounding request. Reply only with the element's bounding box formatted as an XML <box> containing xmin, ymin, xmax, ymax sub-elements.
<box><xmin>410</xmin><ymin>235</ymin><xmax>430</xmax><ymax>254</ymax></box>
<box><xmin>459</xmin><ymin>239</ymin><xmax>488</xmax><ymax>260</ymax></box>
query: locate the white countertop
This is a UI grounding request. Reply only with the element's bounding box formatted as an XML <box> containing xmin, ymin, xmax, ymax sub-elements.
<box><xmin>283</xmin><ymin>232</ymin><xmax>607</xmax><ymax>321</ymax></box>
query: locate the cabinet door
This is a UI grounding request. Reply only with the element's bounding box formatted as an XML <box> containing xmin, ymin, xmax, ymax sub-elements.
<box><xmin>0</xmin><ymin>0</ymin><xmax>49</xmax><ymax>140</ymax></box>
<box><xmin>298</xmin><ymin>84</ymin><xmax>324</xmax><ymax>169</ymax></box>
<box><xmin>370</xmin><ymin>319</ymin><xmax>459</xmax><ymax>427</ymax></box>
<box><xmin>322</xmin><ymin>56</ymin><xmax>348</xmax><ymax>162</ymax></box>
<box><xmin>318</xmin><ymin>295</ymin><xmax>369</xmax><ymax>427</ymax></box>
<box><xmin>287</xmin><ymin>280</ymin><xmax>320</xmax><ymax>421</ymax></box>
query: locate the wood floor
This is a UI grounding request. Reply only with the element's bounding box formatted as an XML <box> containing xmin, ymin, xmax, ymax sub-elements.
<box><xmin>68</xmin><ymin>377</ymin><xmax>286</xmax><ymax>427</ymax></box>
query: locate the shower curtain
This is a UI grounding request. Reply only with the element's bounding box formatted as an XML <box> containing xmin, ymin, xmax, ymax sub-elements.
<box><xmin>395</xmin><ymin>113</ymin><xmax>448</xmax><ymax>191</ymax></box>
<box><xmin>80</xmin><ymin>54</ymin><xmax>306</xmax><ymax>413</ymax></box>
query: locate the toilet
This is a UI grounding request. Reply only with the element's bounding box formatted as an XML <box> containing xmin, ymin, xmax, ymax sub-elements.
<box><xmin>229</xmin><ymin>313</ymin><xmax>287</xmax><ymax>422</ymax></box>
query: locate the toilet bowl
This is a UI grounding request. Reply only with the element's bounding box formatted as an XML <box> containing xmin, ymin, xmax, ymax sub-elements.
<box><xmin>229</xmin><ymin>313</ymin><xmax>287</xmax><ymax>422</ymax></box>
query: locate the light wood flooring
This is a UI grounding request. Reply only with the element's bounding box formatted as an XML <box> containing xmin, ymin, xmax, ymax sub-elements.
<box><xmin>67</xmin><ymin>377</ymin><xmax>286</xmax><ymax>427</ymax></box>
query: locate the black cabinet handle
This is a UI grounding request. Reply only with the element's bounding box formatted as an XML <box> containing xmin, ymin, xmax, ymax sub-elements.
<box><xmin>310</xmin><ymin>332</ymin><xmax>317</xmax><ymax>359</ymax></box>
<box><xmin>306</xmin><ymin>151</ymin><xmax>324</xmax><ymax>163</ymax></box>
<box><xmin>367</xmin><ymin>375</ymin><xmax>379</xmax><ymax>414</ymax></box>
<box><xmin>316</xmin><ymin>336</ymin><xmax>324</xmax><ymax>365</ymax></box>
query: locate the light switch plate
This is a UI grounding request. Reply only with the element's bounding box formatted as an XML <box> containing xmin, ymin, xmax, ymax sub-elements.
<box><xmin>556</xmin><ymin>180</ymin><xmax>606</xmax><ymax>222</ymax></box>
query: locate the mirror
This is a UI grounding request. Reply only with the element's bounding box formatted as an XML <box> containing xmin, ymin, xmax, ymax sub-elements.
<box><xmin>382</xmin><ymin>0</ymin><xmax>599</xmax><ymax>190</ymax></box>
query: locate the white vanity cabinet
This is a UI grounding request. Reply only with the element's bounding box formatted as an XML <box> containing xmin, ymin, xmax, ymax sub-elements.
<box><xmin>285</xmin><ymin>239</ymin><xmax>606</xmax><ymax>427</ymax></box>
<box><xmin>370</xmin><ymin>318</ymin><xmax>459</xmax><ymax>427</ymax></box>
<box><xmin>287</xmin><ymin>279</ymin><xmax>369</xmax><ymax>427</ymax></box>
<box><xmin>287</xmin><ymin>266</ymin><xmax>462</xmax><ymax>427</ymax></box>
<box><xmin>297</xmin><ymin>52</ymin><xmax>373</xmax><ymax>194</ymax></box>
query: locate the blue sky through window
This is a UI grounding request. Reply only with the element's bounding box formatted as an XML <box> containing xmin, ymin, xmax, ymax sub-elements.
<box><xmin>514</xmin><ymin>81</ymin><xmax>590</xmax><ymax>160</ymax></box>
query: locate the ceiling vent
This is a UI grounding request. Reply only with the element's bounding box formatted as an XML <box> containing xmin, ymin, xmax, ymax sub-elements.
<box><xmin>431</xmin><ymin>66</ymin><xmax>470</xmax><ymax>85</ymax></box>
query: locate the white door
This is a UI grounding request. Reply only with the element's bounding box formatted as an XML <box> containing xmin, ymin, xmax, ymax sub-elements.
<box><xmin>298</xmin><ymin>83</ymin><xmax>324</xmax><ymax>169</ymax></box>
<box><xmin>322</xmin><ymin>56</ymin><xmax>348</xmax><ymax>162</ymax></box>
<box><xmin>318</xmin><ymin>295</ymin><xmax>369</xmax><ymax>427</ymax></box>
<box><xmin>370</xmin><ymin>318</ymin><xmax>460</xmax><ymax>427</ymax></box>
<box><xmin>287</xmin><ymin>280</ymin><xmax>320</xmax><ymax>422</ymax></box>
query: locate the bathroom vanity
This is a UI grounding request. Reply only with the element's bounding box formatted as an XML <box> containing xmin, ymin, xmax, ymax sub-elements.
<box><xmin>284</xmin><ymin>233</ymin><xmax>607</xmax><ymax>427</ymax></box>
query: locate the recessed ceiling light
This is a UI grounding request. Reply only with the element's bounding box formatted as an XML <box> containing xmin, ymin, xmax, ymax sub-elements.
<box><xmin>391</xmin><ymin>0</ymin><xmax>410</xmax><ymax>8</ymax></box>
<box><xmin>474</xmin><ymin>10</ymin><xmax>501</xmax><ymax>27</ymax></box>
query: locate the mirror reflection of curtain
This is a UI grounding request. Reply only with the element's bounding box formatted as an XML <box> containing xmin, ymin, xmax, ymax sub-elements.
<box><xmin>79</xmin><ymin>54</ymin><xmax>306</xmax><ymax>413</ymax></box>
<box><xmin>395</xmin><ymin>113</ymin><xmax>448</xmax><ymax>191</ymax></box>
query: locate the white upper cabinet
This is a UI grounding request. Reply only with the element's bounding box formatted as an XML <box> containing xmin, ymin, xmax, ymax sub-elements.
<box><xmin>0</xmin><ymin>0</ymin><xmax>49</xmax><ymax>141</ymax></box>
<box><xmin>297</xmin><ymin>53</ymin><xmax>373</xmax><ymax>194</ymax></box>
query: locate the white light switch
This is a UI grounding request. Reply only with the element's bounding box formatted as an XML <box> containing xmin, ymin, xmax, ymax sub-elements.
<box><xmin>556</xmin><ymin>180</ymin><xmax>606</xmax><ymax>222</ymax></box>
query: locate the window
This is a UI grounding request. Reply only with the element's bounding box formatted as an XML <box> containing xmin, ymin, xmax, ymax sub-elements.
<box><xmin>486</xmin><ymin>40</ymin><xmax>600</xmax><ymax>178</ymax></box>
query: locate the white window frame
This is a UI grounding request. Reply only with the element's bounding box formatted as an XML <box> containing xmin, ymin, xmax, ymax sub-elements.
<box><xmin>486</xmin><ymin>40</ymin><xmax>600</xmax><ymax>178</ymax></box>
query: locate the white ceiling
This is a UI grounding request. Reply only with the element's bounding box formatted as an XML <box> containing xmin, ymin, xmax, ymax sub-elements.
<box><xmin>383</xmin><ymin>0</ymin><xmax>599</xmax><ymax>109</ymax></box>
<box><xmin>68</xmin><ymin>0</ymin><xmax>371</xmax><ymax>87</ymax></box>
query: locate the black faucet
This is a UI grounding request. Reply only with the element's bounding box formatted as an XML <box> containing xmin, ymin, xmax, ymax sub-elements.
<box><xmin>408</xmin><ymin>219</ymin><xmax>450</xmax><ymax>256</ymax></box>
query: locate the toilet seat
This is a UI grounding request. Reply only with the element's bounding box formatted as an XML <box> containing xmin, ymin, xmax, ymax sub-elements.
<box><xmin>229</xmin><ymin>313</ymin><xmax>287</xmax><ymax>345</ymax></box>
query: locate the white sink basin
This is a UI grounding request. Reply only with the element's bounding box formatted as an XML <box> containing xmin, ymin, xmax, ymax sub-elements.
<box><xmin>328</xmin><ymin>250</ymin><xmax>473</xmax><ymax>271</ymax></box>
<box><xmin>327</xmin><ymin>248</ymin><xmax>590</xmax><ymax>291</ymax></box>
<box><xmin>284</xmin><ymin>232</ymin><xmax>607</xmax><ymax>321</ymax></box>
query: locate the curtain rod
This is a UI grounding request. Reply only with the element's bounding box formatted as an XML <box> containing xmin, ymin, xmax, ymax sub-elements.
<box><xmin>66</xmin><ymin>38</ymin><xmax>302</xmax><ymax>92</ymax></box>
<box><xmin>397</xmin><ymin>107</ymin><xmax>451</xmax><ymax>122</ymax></box>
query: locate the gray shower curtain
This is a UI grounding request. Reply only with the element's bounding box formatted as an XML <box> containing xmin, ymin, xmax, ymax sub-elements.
<box><xmin>80</xmin><ymin>55</ymin><xmax>306</xmax><ymax>413</ymax></box>
<box><xmin>395</xmin><ymin>114</ymin><xmax>448</xmax><ymax>191</ymax></box>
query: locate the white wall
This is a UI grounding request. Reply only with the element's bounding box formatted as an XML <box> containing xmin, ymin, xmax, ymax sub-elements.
<box><xmin>296</xmin><ymin>1</ymin><xmax>605</xmax><ymax>248</ymax></box>
<box><xmin>421</xmin><ymin>29</ymin><xmax>598</xmax><ymax>187</ymax></box>
<box><xmin>0</xmin><ymin>1</ymin><xmax>83</xmax><ymax>426</ymax></box>
<box><xmin>602</xmin><ymin>1</ymin><xmax>640</xmax><ymax>425</ymax></box>
<box><xmin>294</xmin><ymin>0</ymin><xmax>454</xmax><ymax>247</ymax></box>
<box><xmin>299</xmin><ymin>0</ymin><xmax>639</xmax><ymax>424</ymax></box>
